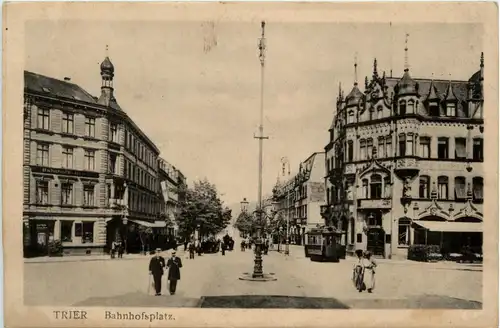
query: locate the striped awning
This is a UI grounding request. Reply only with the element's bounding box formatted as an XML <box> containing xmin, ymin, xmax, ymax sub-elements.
<box><xmin>413</xmin><ymin>221</ymin><xmax>483</xmax><ymax>233</ymax></box>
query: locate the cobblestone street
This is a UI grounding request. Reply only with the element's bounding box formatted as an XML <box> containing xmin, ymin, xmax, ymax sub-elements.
<box><xmin>24</xmin><ymin>246</ymin><xmax>482</xmax><ymax>308</ymax></box>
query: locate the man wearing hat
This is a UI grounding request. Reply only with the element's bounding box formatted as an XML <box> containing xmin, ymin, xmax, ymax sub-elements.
<box><xmin>149</xmin><ymin>248</ymin><xmax>166</xmax><ymax>296</ymax></box>
<box><xmin>166</xmin><ymin>250</ymin><xmax>183</xmax><ymax>295</ymax></box>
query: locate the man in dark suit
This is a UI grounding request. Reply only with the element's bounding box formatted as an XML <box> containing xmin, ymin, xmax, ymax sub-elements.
<box><xmin>149</xmin><ymin>248</ymin><xmax>165</xmax><ymax>296</ymax></box>
<box><xmin>166</xmin><ymin>251</ymin><xmax>183</xmax><ymax>295</ymax></box>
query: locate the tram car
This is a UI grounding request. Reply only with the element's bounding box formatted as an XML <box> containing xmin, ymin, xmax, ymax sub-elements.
<box><xmin>304</xmin><ymin>226</ymin><xmax>346</xmax><ymax>262</ymax></box>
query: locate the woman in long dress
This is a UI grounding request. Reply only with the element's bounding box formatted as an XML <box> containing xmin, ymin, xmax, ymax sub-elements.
<box><xmin>352</xmin><ymin>249</ymin><xmax>365</xmax><ymax>292</ymax></box>
<box><xmin>362</xmin><ymin>251</ymin><xmax>377</xmax><ymax>293</ymax></box>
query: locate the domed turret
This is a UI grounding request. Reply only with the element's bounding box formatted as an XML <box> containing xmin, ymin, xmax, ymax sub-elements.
<box><xmin>395</xmin><ymin>69</ymin><xmax>419</xmax><ymax>96</ymax></box>
<box><xmin>345</xmin><ymin>83</ymin><xmax>364</xmax><ymax>107</ymax></box>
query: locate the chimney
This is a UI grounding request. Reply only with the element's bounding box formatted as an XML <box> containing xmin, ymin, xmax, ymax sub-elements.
<box><xmin>64</xmin><ymin>77</ymin><xmax>71</xmax><ymax>82</ymax></box>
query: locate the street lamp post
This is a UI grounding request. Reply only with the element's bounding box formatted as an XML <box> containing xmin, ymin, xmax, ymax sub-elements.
<box><xmin>239</xmin><ymin>21</ymin><xmax>276</xmax><ymax>282</ymax></box>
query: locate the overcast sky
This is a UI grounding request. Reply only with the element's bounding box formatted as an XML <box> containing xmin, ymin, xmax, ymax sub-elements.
<box><xmin>25</xmin><ymin>21</ymin><xmax>483</xmax><ymax>206</ymax></box>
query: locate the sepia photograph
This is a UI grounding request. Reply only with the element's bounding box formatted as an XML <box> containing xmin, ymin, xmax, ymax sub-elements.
<box><xmin>3</xmin><ymin>2</ymin><xmax>498</xmax><ymax>328</ymax></box>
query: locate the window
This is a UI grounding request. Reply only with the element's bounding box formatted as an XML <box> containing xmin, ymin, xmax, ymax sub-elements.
<box><xmin>61</xmin><ymin>221</ymin><xmax>73</xmax><ymax>242</ymax></box>
<box><xmin>356</xmin><ymin>233</ymin><xmax>362</xmax><ymax>243</ymax></box>
<box><xmin>398</xmin><ymin>218</ymin><xmax>411</xmax><ymax>246</ymax></box>
<box><xmin>37</xmin><ymin>108</ymin><xmax>50</xmax><ymax>130</ymax></box>
<box><xmin>378</xmin><ymin>137</ymin><xmax>385</xmax><ymax>158</ymax></box>
<box><xmin>473</xmin><ymin>138</ymin><xmax>483</xmax><ymax>161</ymax></box>
<box><xmin>369</xmin><ymin>108</ymin><xmax>374</xmax><ymax>120</ymax></box>
<box><xmin>83</xmin><ymin>185</ymin><xmax>95</xmax><ymax>207</ymax></box>
<box><xmin>454</xmin><ymin>177</ymin><xmax>466</xmax><ymax>200</ymax></box>
<box><xmin>85</xmin><ymin>117</ymin><xmax>96</xmax><ymax>137</ymax></box>
<box><xmin>407</xmin><ymin>100</ymin><xmax>415</xmax><ymax>114</ymax></box>
<box><xmin>109</xmin><ymin>153</ymin><xmax>117</xmax><ymax>174</ymax></box>
<box><xmin>385</xmin><ymin>136</ymin><xmax>392</xmax><ymax>157</ymax></box>
<box><xmin>399</xmin><ymin>100</ymin><xmax>407</xmax><ymax>115</ymax></box>
<box><xmin>62</xmin><ymin>113</ymin><xmax>74</xmax><ymax>134</ymax></box>
<box><xmin>362</xmin><ymin>179</ymin><xmax>368</xmax><ymax>198</ymax></box>
<box><xmin>384</xmin><ymin>177</ymin><xmax>391</xmax><ymax>198</ymax></box>
<box><xmin>367</xmin><ymin>138</ymin><xmax>373</xmax><ymax>159</ymax></box>
<box><xmin>446</xmin><ymin>103</ymin><xmax>456</xmax><ymax>117</ymax></box>
<box><xmin>35</xmin><ymin>180</ymin><xmax>49</xmax><ymax>204</ymax></box>
<box><xmin>84</xmin><ymin>150</ymin><xmax>95</xmax><ymax>171</ymax></box>
<box><xmin>109</xmin><ymin>123</ymin><xmax>118</xmax><ymax>142</ymax></box>
<box><xmin>347</xmin><ymin>141</ymin><xmax>353</xmax><ymax>162</ymax></box>
<box><xmin>399</xmin><ymin>134</ymin><xmax>406</xmax><ymax>156</ymax></box>
<box><xmin>472</xmin><ymin>177</ymin><xmax>483</xmax><ymax>202</ymax></box>
<box><xmin>360</xmin><ymin>139</ymin><xmax>367</xmax><ymax>160</ymax></box>
<box><xmin>406</xmin><ymin>133</ymin><xmax>414</xmax><ymax>156</ymax></box>
<box><xmin>420</xmin><ymin>137</ymin><xmax>431</xmax><ymax>158</ymax></box>
<box><xmin>62</xmin><ymin>147</ymin><xmax>74</xmax><ymax>169</ymax></box>
<box><xmin>350</xmin><ymin>219</ymin><xmax>355</xmax><ymax>245</ymax></box>
<box><xmin>348</xmin><ymin>111</ymin><xmax>355</xmax><ymax>124</ymax></box>
<box><xmin>36</xmin><ymin>143</ymin><xmax>49</xmax><ymax>166</ymax></box>
<box><xmin>377</xmin><ymin>106</ymin><xmax>383</xmax><ymax>118</ymax></box>
<box><xmin>124</xmin><ymin>160</ymin><xmax>128</xmax><ymax>177</ymax></box>
<box><xmin>370</xmin><ymin>174</ymin><xmax>382</xmax><ymax>199</ymax></box>
<box><xmin>61</xmin><ymin>183</ymin><xmax>73</xmax><ymax>205</ymax></box>
<box><xmin>437</xmin><ymin>176</ymin><xmax>448</xmax><ymax>199</ymax></box>
<box><xmin>429</xmin><ymin>103</ymin><xmax>440</xmax><ymax>116</ymax></box>
<box><xmin>419</xmin><ymin>176</ymin><xmax>430</xmax><ymax>198</ymax></box>
<box><xmin>455</xmin><ymin>138</ymin><xmax>467</xmax><ymax>160</ymax></box>
<box><xmin>437</xmin><ymin>138</ymin><xmax>449</xmax><ymax>159</ymax></box>
<box><xmin>82</xmin><ymin>222</ymin><xmax>94</xmax><ymax>243</ymax></box>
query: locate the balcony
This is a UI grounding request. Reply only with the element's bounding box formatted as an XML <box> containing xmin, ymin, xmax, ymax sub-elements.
<box><xmin>394</xmin><ymin>157</ymin><xmax>419</xmax><ymax>177</ymax></box>
<box><xmin>344</xmin><ymin>163</ymin><xmax>356</xmax><ymax>176</ymax></box>
<box><xmin>357</xmin><ymin>198</ymin><xmax>392</xmax><ymax>210</ymax></box>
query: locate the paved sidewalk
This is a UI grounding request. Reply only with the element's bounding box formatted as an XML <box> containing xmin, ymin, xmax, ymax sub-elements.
<box><xmin>24</xmin><ymin>249</ymin><xmax>187</xmax><ymax>264</ymax></box>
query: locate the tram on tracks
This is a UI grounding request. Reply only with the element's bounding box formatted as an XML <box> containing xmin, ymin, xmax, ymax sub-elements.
<box><xmin>304</xmin><ymin>226</ymin><xmax>346</xmax><ymax>262</ymax></box>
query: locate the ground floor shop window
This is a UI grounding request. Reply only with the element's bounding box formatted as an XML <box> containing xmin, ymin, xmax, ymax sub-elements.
<box><xmin>398</xmin><ymin>218</ymin><xmax>411</xmax><ymax>246</ymax></box>
<box><xmin>82</xmin><ymin>222</ymin><xmax>94</xmax><ymax>243</ymax></box>
<box><xmin>61</xmin><ymin>221</ymin><xmax>73</xmax><ymax>242</ymax></box>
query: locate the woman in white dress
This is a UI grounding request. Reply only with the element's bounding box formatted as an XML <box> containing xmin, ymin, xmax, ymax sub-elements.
<box><xmin>362</xmin><ymin>251</ymin><xmax>377</xmax><ymax>293</ymax></box>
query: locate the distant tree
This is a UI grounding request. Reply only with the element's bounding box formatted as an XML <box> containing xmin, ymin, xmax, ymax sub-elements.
<box><xmin>234</xmin><ymin>211</ymin><xmax>254</xmax><ymax>235</ymax></box>
<box><xmin>176</xmin><ymin>179</ymin><xmax>232</xmax><ymax>239</ymax></box>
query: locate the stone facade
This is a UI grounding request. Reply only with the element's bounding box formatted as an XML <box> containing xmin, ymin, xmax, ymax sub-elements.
<box><xmin>323</xmin><ymin>54</ymin><xmax>484</xmax><ymax>259</ymax></box>
<box><xmin>23</xmin><ymin>56</ymin><xmax>181</xmax><ymax>256</ymax></box>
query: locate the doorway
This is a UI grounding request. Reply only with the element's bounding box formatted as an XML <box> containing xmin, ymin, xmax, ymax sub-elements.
<box><xmin>366</xmin><ymin>227</ymin><xmax>385</xmax><ymax>257</ymax></box>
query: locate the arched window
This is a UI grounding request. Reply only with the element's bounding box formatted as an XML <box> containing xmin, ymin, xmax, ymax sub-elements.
<box><xmin>360</xmin><ymin>139</ymin><xmax>367</xmax><ymax>160</ymax></box>
<box><xmin>399</xmin><ymin>100</ymin><xmax>407</xmax><ymax>115</ymax></box>
<box><xmin>377</xmin><ymin>105</ymin><xmax>383</xmax><ymax>118</ymax></box>
<box><xmin>347</xmin><ymin>140</ymin><xmax>353</xmax><ymax>162</ymax></box>
<box><xmin>419</xmin><ymin>175</ymin><xmax>430</xmax><ymax>198</ymax></box>
<box><xmin>367</xmin><ymin>138</ymin><xmax>374</xmax><ymax>159</ymax></box>
<box><xmin>369</xmin><ymin>107</ymin><xmax>375</xmax><ymax>120</ymax></box>
<box><xmin>398</xmin><ymin>218</ymin><xmax>411</xmax><ymax>246</ymax></box>
<box><xmin>384</xmin><ymin>176</ymin><xmax>391</xmax><ymax>198</ymax></box>
<box><xmin>472</xmin><ymin>177</ymin><xmax>483</xmax><ymax>202</ymax></box>
<box><xmin>408</xmin><ymin>100</ymin><xmax>415</xmax><ymax>114</ymax></box>
<box><xmin>454</xmin><ymin>176</ymin><xmax>466</xmax><ymax>200</ymax></box>
<box><xmin>362</xmin><ymin>179</ymin><xmax>368</xmax><ymax>199</ymax></box>
<box><xmin>370</xmin><ymin>174</ymin><xmax>382</xmax><ymax>199</ymax></box>
<box><xmin>399</xmin><ymin>133</ymin><xmax>406</xmax><ymax>156</ymax></box>
<box><xmin>438</xmin><ymin>176</ymin><xmax>449</xmax><ymax>199</ymax></box>
<box><xmin>348</xmin><ymin>111</ymin><xmax>355</xmax><ymax>124</ymax></box>
<box><xmin>406</xmin><ymin>133</ymin><xmax>414</xmax><ymax>156</ymax></box>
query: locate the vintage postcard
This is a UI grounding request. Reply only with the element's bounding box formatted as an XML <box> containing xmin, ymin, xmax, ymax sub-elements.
<box><xmin>2</xmin><ymin>2</ymin><xmax>498</xmax><ymax>328</ymax></box>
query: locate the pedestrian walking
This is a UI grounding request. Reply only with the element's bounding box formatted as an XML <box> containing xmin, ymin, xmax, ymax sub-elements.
<box><xmin>110</xmin><ymin>241</ymin><xmax>116</xmax><ymax>259</ymax></box>
<box><xmin>184</xmin><ymin>241</ymin><xmax>188</xmax><ymax>252</ymax></box>
<box><xmin>166</xmin><ymin>251</ymin><xmax>183</xmax><ymax>295</ymax></box>
<box><xmin>362</xmin><ymin>251</ymin><xmax>377</xmax><ymax>293</ymax></box>
<box><xmin>352</xmin><ymin>249</ymin><xmax>365</xmax><ymax>292</ymax></box>
<box><xmin>188</xmin><ymin>242</ymin><xmax>195</xmax><ymax>259</ymax></box>
<box><xmin>148</xmin><ymin>248</ymin><xmax>166</xmax><ymax>296</ymax></box>
<box><xmin>117</xmin><ymin>242</ymin><xmax>124</xmax><ymax>258</ymax></box>
<box><xmin>221</xmin><ymin>242</ymin><xmax>226</xmax><ymax>256</ymax></box>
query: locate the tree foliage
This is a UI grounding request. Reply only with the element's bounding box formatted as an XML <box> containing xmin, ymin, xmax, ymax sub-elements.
<box><xmin>176</xmin><ymin>179</ymin><xmax>232</xmax><ymax>239</ymax></box>
<box><xmin>234</xmin><ymin>211</ymin><xmax>254</xmax><ymax>234</ymax></box>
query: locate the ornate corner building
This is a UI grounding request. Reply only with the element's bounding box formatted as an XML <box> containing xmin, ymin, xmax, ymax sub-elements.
<box><xmin>323</xmin><ymin>53</ymin><xmax>484</xmax><ymax>259</ymax></box>
<box><xmin>23</xmin><ymin>55</ymin><xmax>184</xmax><ymax>256</ymax></box>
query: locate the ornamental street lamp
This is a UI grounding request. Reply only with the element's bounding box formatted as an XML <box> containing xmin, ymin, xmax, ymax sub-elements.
<box><xmin>239</xmin><ymin>21</ymin><xmax>276</xmax><ymax>282</ymax></box>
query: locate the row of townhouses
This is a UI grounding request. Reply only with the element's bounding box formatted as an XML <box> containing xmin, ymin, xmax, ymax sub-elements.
<box><xmin>271</xmin><ymin>52</ymin><xmax>484</xmax><ymax>259</ymax></box>
<box><xmin>23</xmin><ymin>55</ymin><xmax>186</xmax><ymax>257</ymax></box>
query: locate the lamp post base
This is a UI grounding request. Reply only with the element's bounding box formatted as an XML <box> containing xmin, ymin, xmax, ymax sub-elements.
<box><xmin>239</xmin><ymin>272</ymin><xmax>277</xmax><ymax>282</ymax></box>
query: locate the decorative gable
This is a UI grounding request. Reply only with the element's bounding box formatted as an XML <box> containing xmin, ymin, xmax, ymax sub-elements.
<box><xmin>358</xmin><ymin>157</ymin><xmax>391</xmax><ymax>178</ymax></box>
<box><xmin>453</xmin><ymin>200</ymin><xmax>483</xmax><ymax>221</ymax></box>
<box><xmin>417</xmin><ymin>199</ymin><xmax>450</xmax><ymax>220</ymax></box>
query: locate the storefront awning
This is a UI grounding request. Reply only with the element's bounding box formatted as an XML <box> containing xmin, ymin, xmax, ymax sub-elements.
<box><xmin>413</xmin><ymin>221</ymin><xmax>483</xmax><ymax>233</ymax></box>
<box><xmin>129</xmin><ymin>219</ymin><xmax>167</xmax><ymax>228</ymax></box>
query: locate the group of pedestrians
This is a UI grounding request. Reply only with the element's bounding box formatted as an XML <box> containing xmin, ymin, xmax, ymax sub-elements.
<box><xmin>148</xmin><ymin>248</ymin><xmax>183</xmax><ymax>296</ymax></box>
<box><xmin>110</xmin><ymin>241</ymin><xmax>124</xmax><ymax>259</ymax></box>
<box><xmin>352</xmin><ymin>249</ymin><xmax>377</xmax><ymax>293</ymax></box>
